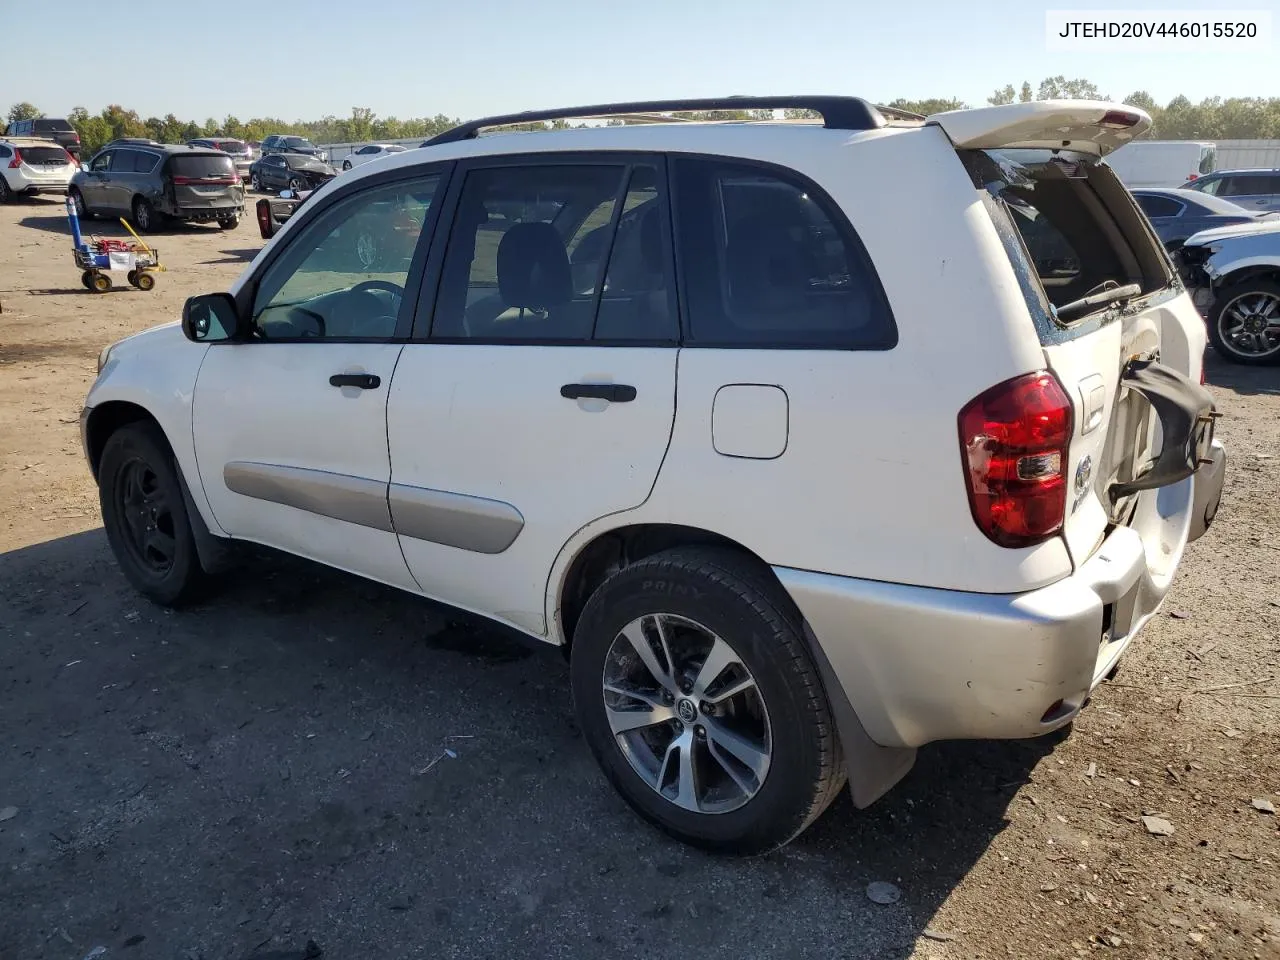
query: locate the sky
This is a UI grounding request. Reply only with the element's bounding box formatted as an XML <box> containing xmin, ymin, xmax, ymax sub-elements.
<box><xmin>6</xmin><ymin>0</ymin><xmax>1275</xmax><ymax>123</ymax></box>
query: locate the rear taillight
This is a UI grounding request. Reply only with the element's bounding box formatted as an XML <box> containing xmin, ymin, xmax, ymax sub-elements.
<box><xmin>958</xmin><ymin>371</ymin><xmax>1074</xmax><ymax>548</ymax></box>
<box><xmin>63</xmin><ymin>149</ymin><xmax>76</xmax><ymax>164</ymax></box>
<box><xmin>1099</xmin><ymin>110</ymin><xmax>1141</xmax><ymax>129</ymax></box>
<box><xmin>8</xmin><ymin>149</ymin><xmax>21</xmax><ymax>169</ymax></box>
<box><xmin>256</xmin><ymin>198</ymin><xmax>273</xmax><ymax>238</ymax></box>
<box><xmin>1186</xmin><ymin>173</ymin><xmax>1199</xmax><ymax>181</ymax></box>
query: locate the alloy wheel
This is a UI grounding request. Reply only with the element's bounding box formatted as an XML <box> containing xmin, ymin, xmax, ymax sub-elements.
<box><xmin>1219</xmin><ymin>290</ymin><xmax>1280</xmax><ymax>359</ymax></box>
<box><xmin>601</xmin><ymin>613</ymin><xmax>772</xmax><ymax>814</ymax></box>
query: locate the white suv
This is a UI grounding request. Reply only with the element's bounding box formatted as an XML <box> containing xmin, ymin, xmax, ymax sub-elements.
<box><xmin>0</xmin><ymin>137</ymin><xmax>79</xmax><ymax>202</ymax></box>
<box><xmin>81</xmin><ymin>96</ymin><xmax>1227</xmax><ymax>854</ymax></box>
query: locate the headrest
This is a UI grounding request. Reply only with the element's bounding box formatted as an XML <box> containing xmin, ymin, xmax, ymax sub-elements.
<box><xmin>497</xmin><ymin>222</ymin><xmax>571</xmax><ymax>309</ymax></box>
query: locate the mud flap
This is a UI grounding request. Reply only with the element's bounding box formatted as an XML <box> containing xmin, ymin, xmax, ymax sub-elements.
<box><xmin>800</xmin><ymin>623</ymin><xmax>917</xmax><ymax>809</ymax></box>
<box><xmin>1109</xmin><ymin>359</ymin><xmax>1219</xmax><ymax>502</ymax></box>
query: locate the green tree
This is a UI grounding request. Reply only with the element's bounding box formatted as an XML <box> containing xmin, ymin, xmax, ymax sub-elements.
<box><xmin>988</xmin><ymin>85</ymin><xmax>1015</xmax><ymax>106</ymax></box>
<box><xmin>1037</xmin><ymin>76</ymin><xmax>1107</xmax><ymax>101</ymax></box>
<box><xmin>7</xmin><ymin>102</ymin><xmax>41</xmax><ymax>123</ymax></box>
<box><xmin>1019</xmin><ymin>82</ymin><xmax>1034</xmax><ymax>103</ymax></box>
<box><xmin>887</xmin><ymin>98</ymin><xmax>966</xmax><ymax>116</ymax></box>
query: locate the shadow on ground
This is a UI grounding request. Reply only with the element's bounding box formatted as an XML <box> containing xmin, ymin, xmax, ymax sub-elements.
<box><xmin>18</xmin><ymin>210</ymin><xmax>227</xmax><ymax>238</ymax></box>
<box><xmin>0</xmin><ymin>531</ymin><xmax>1055</xmax><ymax>960</ymax></box>
<box><xmin>1205</xmin><ymin>351</ymin><xmax>1280</xmax><ymax>397</ymax></box>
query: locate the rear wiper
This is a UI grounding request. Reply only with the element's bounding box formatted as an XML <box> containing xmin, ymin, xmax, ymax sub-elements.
<box><xmin>1053</xmin><ymin>282</ymin><xmax>1142</xmax><ymax>322</ymax></box>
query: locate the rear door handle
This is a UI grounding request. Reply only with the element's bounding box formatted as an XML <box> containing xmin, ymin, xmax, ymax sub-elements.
<box><xmin>329</xmin><ymin>373</ymin><xmax>380</xmax><ymax>390</ymax></box>
<box><xmin>560</xmin><ymin>382</ymin><xmax>636</xmax><ymax>403</ymax></box>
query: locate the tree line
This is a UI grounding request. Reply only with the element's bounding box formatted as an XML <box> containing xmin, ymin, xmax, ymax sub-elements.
<box><xmin>7</xmin><ymin>77</ymin><xmax>1279</xmax><ymax>157</ymax></box>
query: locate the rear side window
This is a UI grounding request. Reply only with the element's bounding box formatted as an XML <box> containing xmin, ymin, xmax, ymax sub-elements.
<box><xmin>1220</xmin><ymin>175</ymin><xmax>1280</xmax><ymax>197</ymax></box>
<box><xmin>169</xmin><ymin>154</ymin><xmax>237</xmax><ymax>179</ymax></box>
<box><xmin>671</xmin><ymin>157</ymin><xmax>896</xmax><ymax>349</ymax></box>
<box><xmin>1134</xmin><ymin>194</ymin><xmax>1183</xmax><ymax>218</ymax></box>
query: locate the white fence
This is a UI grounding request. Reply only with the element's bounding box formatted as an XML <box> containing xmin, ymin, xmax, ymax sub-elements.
<box><xmin>1216</xmin><ymin>139</ymin><xmax>1280</xmax><ymax>169</ymax></box>
<box><xmin>317</xmin><ymin>136</ymin><xmax>1280</xmax><ymax>170</ymax></box>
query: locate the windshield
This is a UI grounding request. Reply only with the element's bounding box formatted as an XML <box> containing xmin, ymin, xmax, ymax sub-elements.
<box><xmin>170</xmin><ymin>154</ymin><xmax>237</xmax><ymax>179</ymax></box>
<box><xmin>213</xmin><ymin>139</ymin><xmax>247</xmax><ymax>152</ymax></box>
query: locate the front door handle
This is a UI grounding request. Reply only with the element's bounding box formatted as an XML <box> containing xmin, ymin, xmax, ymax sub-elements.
<box><xmin>330</xmin><ymin>373</ymin><xmax>381</xmax><ymax>390</ymax></box>
<box><xmin>560</xmin><ymin>382</ymin><xmax>636</xmax><ymax>403</ymax></box>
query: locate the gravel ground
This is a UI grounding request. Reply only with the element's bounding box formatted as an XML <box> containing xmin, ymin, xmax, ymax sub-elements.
<box><xmin>1</xmin><ymin>194</ymin><xmax>1277</xmax><ymax>960</ymax></box>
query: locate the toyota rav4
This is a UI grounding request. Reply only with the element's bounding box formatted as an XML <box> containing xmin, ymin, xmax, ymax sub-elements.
<box><xmin>81</xmin><ymin>96</ymin><xmax>1227</xmax><ymax>854</ymax></box>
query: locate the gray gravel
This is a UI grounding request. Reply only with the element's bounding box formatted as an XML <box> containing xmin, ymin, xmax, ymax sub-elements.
<box><xmin>0</xmin><ymin>536</ymin><xmax>1067</xmax><ymax>960</ymax></box>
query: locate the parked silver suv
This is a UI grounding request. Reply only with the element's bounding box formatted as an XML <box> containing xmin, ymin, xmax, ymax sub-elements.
<box><xmin>1185</xmin><ymin>168</ymin><xmax>1280</xmax><ymax>214</ymax></box>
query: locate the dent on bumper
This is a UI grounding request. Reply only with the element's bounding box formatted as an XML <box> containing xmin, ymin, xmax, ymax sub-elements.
<box><xmin>1189</xmin><ymin>439</ymin><xmax>1226</xmax><ymax>542</ymax></box>
<box><xmin>775</xmin><ymin>452</ymin><xmax>1226</xmax><ymax>750</ymax></box>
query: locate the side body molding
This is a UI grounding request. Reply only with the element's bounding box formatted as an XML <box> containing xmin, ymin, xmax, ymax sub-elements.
<box><xmin>223</xmin><ymin>461</ymin><xmax>525</xmax><ymax>554</ymax></box>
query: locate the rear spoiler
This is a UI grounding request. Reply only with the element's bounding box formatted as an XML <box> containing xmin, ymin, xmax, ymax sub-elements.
<box><xmin>926</xmin><ymin>100</ymin><xmax>1152</xmax><ymax>158</ymax></box>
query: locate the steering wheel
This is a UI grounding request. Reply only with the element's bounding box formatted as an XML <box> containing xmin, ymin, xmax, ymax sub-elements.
<box><xmin>336</xmin><ymin>279</ymin><xmax>405</xmax><ymax>338</ymax></box>
<box><xmin>350</xmin><ymin>279</ymin><xmax>404</xmax><ymax>307</ymax></box>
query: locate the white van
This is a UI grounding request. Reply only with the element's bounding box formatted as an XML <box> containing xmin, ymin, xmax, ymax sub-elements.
<box><xmin>1105</xmin><ymin>140</ymin><xmax>1217</xmax><ymax>188</ymax></box>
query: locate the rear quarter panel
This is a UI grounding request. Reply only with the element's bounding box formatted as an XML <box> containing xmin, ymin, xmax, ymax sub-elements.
<box><xmin>545</xmin><ymin>125</ymin><xmax>1074</xmax><ymax>628</ymax></box>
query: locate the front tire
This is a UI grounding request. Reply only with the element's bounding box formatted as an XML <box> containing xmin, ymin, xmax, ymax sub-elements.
<box><xmin>342</xmin><ymin>159</ymin><xmax>352</xmax><ymax>171</ymax></box>
<box><xmin>218</xmin><ymin>215</ymin><xmax>239</xmax><ymax>230</ymax></box>
<box><xmin>98</xmin><ymin>423</ymin><xmax>206</xmax><ymax>607</ymax></box>
<box><xmin>69</xmin><ymin>187</ymin><xmax>94</xmax><ymax>219</ymax></box>
<box><xmin>1207</xmin><ymin>280</ymin><xmax>1280</xmax><ymax>366</ymax></box>
<box><xmin>250</xmin><ymin>173</ymin><xmax>262</xmax><ymax>192</ymax></box>
<box><xmin>570</xmin><ymin>547</ymin><xmax>845</xmax><ymax>855</ymax></box>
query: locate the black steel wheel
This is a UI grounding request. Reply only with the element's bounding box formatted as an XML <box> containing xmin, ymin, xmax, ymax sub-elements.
<box><xmin>98</xmin><ymin>423</ymin><xmax>205</xmax><ymax>606</ymax></box>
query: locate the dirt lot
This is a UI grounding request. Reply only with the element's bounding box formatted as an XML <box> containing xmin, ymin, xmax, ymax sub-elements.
<box><xmin>1</xmin><ymin>193</ymin><xmax>1278</xmax><ymax>960</ymax></box>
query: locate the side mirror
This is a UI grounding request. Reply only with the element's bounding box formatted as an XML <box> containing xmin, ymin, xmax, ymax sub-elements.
<box><xmin>182</xmin><ymin>292</ymin><xmax>243</xmax><ymax>343</ymax></box>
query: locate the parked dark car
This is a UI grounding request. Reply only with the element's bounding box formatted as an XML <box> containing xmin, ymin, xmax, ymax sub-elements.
<box><xmin>4</xmin><ymin>116</ymin><xmax>82</xmax><ymax>161</ymax></box>
<box><xmin>70</xmin><ymin>144</ymin><xmax>245</xmax><ymax>232</ymax></box>
<box><xmin>187</xmin><ymin>138</ymin><xmax>254</xmax><ymax>183</ymax></box>
<box><xmin>260</xmin><ymin>134</ymin><xmax>324</xmax><ymax>159</ymax></box>
<box><xmin>249</xmin><ymin>153</ymin><xmax>336</xmax><ymax>193</ymax></box>
<box><xmin>1131</xmin><ymin>187</ymin><xmax>1277</xmax><ymax>251</ymax></box>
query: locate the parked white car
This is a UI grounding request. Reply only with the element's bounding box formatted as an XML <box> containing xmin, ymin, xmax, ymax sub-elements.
<box><xmin>0</xmin><ymin>137</ymin><xmax>78</xmax><ymax>201</ymax></box>
<box><xmin>82</xmin><ymin>96</ymin><xmax>1227</xmax><ymax>854</ymax></box>
<box><xmin>340</xmin><ymin>143</ymin><xmax>409</xmax><ymax>171</ymax></box>
<box><xmin>1178</xmin><ymin>217</ymin><xmax>1280</xmax><ymax>364</ymax></box>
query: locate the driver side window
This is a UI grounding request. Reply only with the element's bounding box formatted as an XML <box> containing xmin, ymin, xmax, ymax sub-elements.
<box><xmin>250</xmin><ymin>174</ymin><xmax>441</xmax><ymax>341</ymax></box>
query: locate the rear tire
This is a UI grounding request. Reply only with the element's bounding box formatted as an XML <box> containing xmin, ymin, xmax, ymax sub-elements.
<box><xmin>0</xmin><ymin>177</ymin><xmax>12</xmax><ymax>203</ymax></box>
<box><xmin>250</xmin><ymin>174</ymin><xmax>262</xmax><ymax>192</ymax></box>
<box><xmin>98</xmin><ymin>423</ymin><xmax>206</xmax><ymax>607</ymax></box>
<box><xmin>218</xmin><ymin>216</ymin><xmax>239</xmax><ymax>230</ymax></box>
<box><xmin>135</xmin><ymin>271</ymin><xmax>155</xmax><ymax>291</ymax></box>
<box><xmin>1207</xmin><ymin>280</ymin><xmax>1280</xmax><ymax>366</ymax></box>
<box><xmin>570</xmin><ymin>546</ymin><xmax>845</xmax><ymax>855</ymax></box>
<box><xmin>132</xmin><ymin>197</ymin><xmax>159</xmax><ymax>233</ymax></box>
<box><xmin>90</xmin><ymin>272</ymin><xmax>111</xmax><ymax>293</ymax></box>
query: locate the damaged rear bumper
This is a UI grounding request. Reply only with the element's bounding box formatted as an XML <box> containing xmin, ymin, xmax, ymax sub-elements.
<box><xmin>774</xmin><ymin>439</ymin><xmax>1226</xmax><ymax>753</ymax></box>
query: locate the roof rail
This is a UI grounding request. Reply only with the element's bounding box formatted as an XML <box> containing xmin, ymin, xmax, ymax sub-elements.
<box><xmin>423</xmin><ymin>96</ymin><xmax>893</xmax><ymax>146</ymax></box>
